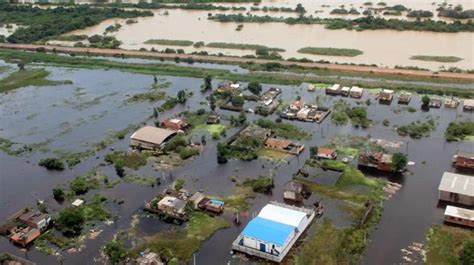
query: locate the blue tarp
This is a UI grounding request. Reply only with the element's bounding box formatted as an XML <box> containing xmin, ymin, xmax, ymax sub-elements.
<box><xmin>242</xmin><ymin>217</ymin><xmax>294</xmax><ymax>246</ymax></box>
<box><xmin>209</xmin><ymin>199</ymin><xmax>225</xmax><ymax>205</ymax></box>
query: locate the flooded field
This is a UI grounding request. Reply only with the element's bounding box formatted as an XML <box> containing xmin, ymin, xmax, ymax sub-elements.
<box><xmin>0</xmin><ymin>58</ymin><xmax>473</xmax><ymax>264</ymax></box>
<box><xmin>65</xmin><ymin>0</ymin><xmax>474</xmax><ymax>70</ymax></box>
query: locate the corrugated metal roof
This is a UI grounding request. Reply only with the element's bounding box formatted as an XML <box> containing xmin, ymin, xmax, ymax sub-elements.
<box><xmin>242</xmin><ymin>217</ymin><xmax>294</xmax><ymax>245</ymax></box>
<box><xmin>130</xmin><ymin>126</ymin><xmax>176</xmax><ymax>145</ymax></box>
<box><xmin>258</xmin><ymin>204</ymin><xmax>307</xmax><ymax>228</ymax></box>
<box><xmin>445</xmin><ymin>205</ymin><xmax>474</xmax><ymax>221</ymax></box>
<box><xmin>438</xmin><ymin>172</ymin><xmax>474</xmax><ymax>197</ymax></box>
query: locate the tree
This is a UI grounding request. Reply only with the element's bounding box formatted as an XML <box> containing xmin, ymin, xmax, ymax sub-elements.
<box><xmin>461</xmin><ymin>240</ymin><xmax>474</xmax><ymax>265</ymax></box>
<box><xmin>391</xmin><ymin>152</ymin><xmax>408</xmax><ymax>172</ymax></box>
<box><xmin>39</xmin><ymin>158</ymin><xmax>65</xmax><ymax>170</ymax></box>
<box><xmin>209</xmin><ymin>94</ymin><xmax>216</xmax><ymax>110</ymax></box>
<box><xmin>153</xmin><ymin>75</ymin><xmax>157</xmax><ymax>83</ymax></box>
<box><xmin>421</xmin><ymin>95</ymin><xmax>431</xmax><ymax>106</ymax></box>
<box><xmin>153</xmin><ymin>108</ymin><xmax>158</xmax><ymax>119</ymax></box>
<box><xmin>255</xmin><ymin>48</ymin><xmax>269</xmax><ymax>57</ymax></box>
<box><xmin>56</xmin><ymin>207</ymin><xmax>84</xmax><ymax>237</ymax></box>
<box><xmin>247</xmin><ymin>82</ymin><xmax>262</xmax><ymax>95</ymax></box>
<box><xmin>103</xmin><ymin>240</ymin><xmax>127</xmax><ymax>264</ymax></box>
<box><xmin>202</xmin><ymin>75</ymin><xmax>212</xmax><ymax>92</ymax></box>
<box><xmin>53</xmin><ymin>186</ymin><xmax>65</xmax><ymax>202</ymax></box>
<box><xmin>238</xmin><ymin>111</ymin><xmax>247</xmax><ymax>125</ymax></box>
<box><xmin>115</xmin><ymin>163</ymin><xmax>125</xmax><ymax>178</ymax></box>
<box><xmin>231</xmin><ymin>96</ymin><xmax>245</xmax><ymax>107</ymax></box>
<box><xmin>177</xmin><ymin>90</ymin><xmax>187</xmax><ymax>103</ymax></box>
<box><xmin>295</xmin><ymin>3</ymin><xmax>306</xmax><ymax>13</ymax></box>
<box><xmin>17</xmin><ymin>63</ymin><xmax>25</xmax><ymax>70</ymax></box>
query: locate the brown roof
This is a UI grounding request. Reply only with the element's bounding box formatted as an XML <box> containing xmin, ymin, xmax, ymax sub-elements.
<box><xmin>318</xmin><ymin>147</ymin><xmax>335</xmax><ymax>156</ymax></box>
<box><xmin>130</xmin><ymin>126</ymin><xmax>176</xmax><ymax>145</ymax></box>
<box><xmin>265</xmin><ymin>138</ymin><xmax>291</xmax><ymax>148</ymax></box>
<box><xmin>457</xmin><ymin>151</ymin><xmax>474</xmax><ymax>159</ymax></box>
<box><xmin>19</xmin><ymin>211</ymin><xmax>48</xmax><ymax>224</ymax></box>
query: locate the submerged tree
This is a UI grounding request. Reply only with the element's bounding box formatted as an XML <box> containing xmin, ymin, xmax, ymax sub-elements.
<box><xmin>391</xmin><ymin>152</ymin><xmax>408</xmax><ymax>172</ymax></box>
<box><xmin>202</xmin><ymin>75</ymin><xmax>212</xmax><ymax>92</ymax></box>
<box><xmin>177</xmin><ymin>90</ymin><xmax>187</xmax><ymax>103</ymax></box>
<box><xmin>247</xmin><ymin>81</ymin><xmax>262</xmax><ymax>95</ymax></box>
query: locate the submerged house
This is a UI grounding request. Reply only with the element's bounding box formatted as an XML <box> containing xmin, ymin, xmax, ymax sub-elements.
<box><xmin>349</xmin><ymin>86</ymin><xmax>364</xmax><ymax>98</ymax></box>
<box><xmin>379</xmin><ymin>89</ymin><xmax>394</xmax><ymax>103</ymax></box>
<box><xmin>453</xmin><ymin>151</ymin><xmax>474</xmax><ymax>170</ymax></box>
<box><xmin>316</xmin><ymin>147</ymin><xmax>337</xmax><ymax>160</ymax></box>
<box><xmin>445</xmin><ymin>97</ymin><xmax>460</xmax><ymax>108</ymax></box>
<box><xmin>206</xmin><ymin>111</ymin><xmax>220</xmax><ymax>124</ymax></box>
<box><xmin>264</xmin><ymin>138</ymin><xmax>304</xmax><ymax>155</ymax></box>
<box><xmin>18</xmin><ymin>211</ymin><xmax>51</xmax><ymax>231</ymax></box>
<box><xmin>438</xmin><ymin>172</ymin><xmax>474</xmax><ymax>206</ymax></box>
<box><xmin>397</xmin><ymin>93</ymin><xmax>412</xmax><ymax>104</ymax></box>
<box><xmin>216</xmin><ymin>81</ymin><xmax>239</xmax><ymax>93</ymax></box>
<box><xmin>130</xmin><ymin>126</ymin><xmax>177</xmax><ymax>151</ymax></box>
<box><xmin>161</xmin><ymin>118</ymin><xmax>190</xmax><ymax>131</ymax></box>
<box><xmin>9</xmin><ymin>227</ymin><xmax>41</xmax><ymax>247</ymax></box>
<box><xmin>340</xmin><ymin>86</ymin><xmax>351</xmax><ymax>97</ymax></box>
<box><xmin>326</xmin><ymin>84</ymin><xmax>341</xmax><ymax>95</ymax></box>
<box><xmin>444</xmin><ymin>205</ymin><xmax>474</xmax><ymax>228</ymax></box>
<box><xmin>283</xmin><ymin>181</ymin><xmax>310</xmax><ymax>202</ymax></box>
<box><xmin>156</xmin><ymin>196</ymin><xmax>187</xmax><ymax>218</ymax></box>
<box><xmin>232</xmin><ymin>202</ymin><xmax>315</xmax><ymax>263</ymax></box>
<box><xmin>428</xmin><ymin>98</ymin><xmax>442</xmax><ymax>108</ymax></box>
<box><xmin>358</xmin><ymin>151</ymin><xmax>393</xmax><ymax>172</ymax></box>
<box><xmin>463</xmin><ymin>99</ymin><xmax>474</xmax><ymax>111</ymax></box>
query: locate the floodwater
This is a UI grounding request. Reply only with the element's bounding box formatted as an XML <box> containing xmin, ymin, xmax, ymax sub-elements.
<box><xmin>0</xmin><ymin>59</ymin><xmax>473</xmax><ymax>265</ymax></box>
<box><xmin>66</xmin><ymin>0</ymin><xmax>474</xmax><ymax>70</ymax></box>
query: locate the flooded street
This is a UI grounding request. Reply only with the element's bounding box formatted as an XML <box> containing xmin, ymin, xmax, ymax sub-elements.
<box><xmin>1</xmin><ymin>57</ymin><xmax>473</xmax><ymax>264</ymax></box>
<box><xmin>68</xmin><ymin>0</ymin><xmax>474</xmax><ymax>71</ymax></box>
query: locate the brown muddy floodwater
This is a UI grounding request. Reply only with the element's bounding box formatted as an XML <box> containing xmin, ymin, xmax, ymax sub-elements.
<box><xmin>69</xmin><ymin>7</ymin><xmax>474</xmax><ymax>71</ymax></box>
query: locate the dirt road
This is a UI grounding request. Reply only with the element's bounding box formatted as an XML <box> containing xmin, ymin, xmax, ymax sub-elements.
<box><xmin>1</xmin><ymin>43</ymin><xmax>473</xmax><ymax>81</ymax></box>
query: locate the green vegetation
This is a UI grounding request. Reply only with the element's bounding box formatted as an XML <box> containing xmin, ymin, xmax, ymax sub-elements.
<box><xmin>38</xmin><ymin>157</ymin><xmax>65</xmax><ymax>170</ymax></box>
<box><xmin>209</xmin><ymin>14</ymin><xmax>474</xmax><ymax>33</ymax></box>
<box><xmin>55</xmin><ymin>207</ymin><xmax>85</xmax><ymax>237</ymax></box>
<box><xmin>331</xmin><ymin>101</ymin><xmax>372</xmax><ymax>127</ymax></box>
<box><xmin>0</xmin><ymin>4</ymin><xmax>152</xmax><ymax>43</ymax></box>
<box><xmin>69</xmin><ymin>175</ymin><xmax>100</xmax><ymax>195</ymax></box>
<box><xmin>321</xmin><ymin>159</ymin><xmax>348</xmax><ymax>171</ymax></box>
<box><xmin>144</xmin><ymin>39</ymin><xmax>194</xmax><ymax>46</ymax></box>
<box><xmin>206</xmin><ymin>42</ymin><xmax>284</xmax><ymax>52</ymax></box>
<box><xmin>158</xmin><ymin>97</ymin><xmax>178</xmax><ymax>111</ymax></box>
<box><xmin>104</xmin><ymin>240</ymin><xmax>127</xmax><ymax>264</ymax></box>
<box><xmin>247</xmin><ymin>81</ymin><xmax>262</xmax><ymax>95</ymax></box>
<box><xmin>445</xmin><ymin>120</ymin><xmax>474</xmax><ymax>141</ymax></box>
<box><xmin>410</xmin><ymin>55</ymin><xmax>463</xmax><ymax>63</ymax></box>
<box><xmin>105</xmin><ymin>151</ymin><xmax>148</xmax><ymax>170</ymax></box>
<box><xmin>48</xmin><ymin>34</ymin><xmax>88</xmax><ymax>42</ymax></box>
<box><xmin>53</xmin><ymin>186</ymin><xmax>65</xmax><ymax>201</ymax></box>
<box><xmin>294</xmin><ymin>166</ymin><xmax>384</xmax><ymax>263</ymax></box>
<box><xmin>182</xmin><ymin>109</ymin><xmax>208</xmax><ymax>128</ymax></box>
<box><xmin>126</xmin><ymin>90</ymin><xmax>166</xmax><ymax>103</ymax></box>
<box><xmin>425</xmin><ymin>224</ymin><xmax>474</xmax><ymax>265</ymax></box>
<box><xmin>438</xmin><ymin>7</ymin><xmax>474</xmax><ymax>19</ymax></box>
<box><xmin>391</xmin><ymin>152</ymin><xmax>408</xmax><ymax>172</ymax></box>
<box><xmin>0</xmin><ymin>69</ymin><xmax>71</xmax><ymax>93</ymax></box>
<box><xmin>162</xmin><ymin>135</ymin><xmax>200</xmax><ymax>160</ymax></box>
<box><xmin>131</xmin><ymin>211</ymin><xmax>230</xmax><ymax>262</ymax></box>
<box><xmin>86</xmin><ymin>35</ymin><xmax>122</xmax><ymax>49</ymax></box>
<box><xmin>256</xmin><ymin>119</ymin><xmax>308</xmax><ymax>140</ymax></box>
<box><xmin>397</xmin><ymin>118</ymin><xmax>436</xmax><ymax>139</ymax></box>
<box><xmin>217</xmin><ymin>136</ymin><xmax>262</xmax><ymax>161</ymax></box>
<box><xmin>81</xmin><ymin>194</ymin><xmax>110</xmax><ymax>221</ymax></box>
<box><xmin>242</xmin><ymin>176</ymin><xmax>273</xmax><ymax>193</ymax></box>
<box><xmin>1</xmin><ymin>49</ymin><xmax>472</xmax><ymax>98</ymax></box>
<box><xmin>298</xmin><ymin>47</ymin><xmax>363</xmax><ymax>57</ymax></box>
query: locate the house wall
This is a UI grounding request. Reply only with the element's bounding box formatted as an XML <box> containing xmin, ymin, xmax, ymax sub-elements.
<box><xmin>444</xmin><ymin>215</ymin><xmax>474</xmax><ymax>228</ymax></box>
<box><xmin>439</xmin><ymin>191</ymin><xmax>474</xmax><ymax>206</ymax></box>
<box><xmin>242</xmin><ymin>235</ymin><xmax>289</xmax><ymax>255</ymax></box>
<box><xmin>131</xmin><ymin>139</ymin><xmax>159</xmax><ymax>150</ymax></box>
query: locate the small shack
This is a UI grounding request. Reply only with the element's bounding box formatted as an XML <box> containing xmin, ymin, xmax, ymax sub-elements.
<box><xmin>130</xmin><ymin>126</ymin><xmax>177</xmax><ymax>151</ymax></box>
<box><xmin>205</xmin><ymin>199</ymin><xmax>225</xmax><ymax>213</ymax></box>
<box><xmin>161</xmin><ymin>118</ymin><xmax>190</xmax><ymax>131</ymax></box>
<box><xmin>453</xmin><ymin>151</ymin><xmax>474</xmax><ymax>170</ymax></box>
<box><xmin>349</xmin><ymin>86</ymin><xmax>364</xmax><ymax>98</ymax></box>
<box><xmin>445</xmin><ymin>97</ymin><xmax>460</xmax><ymax>108</ymax></box>
<box><xmin>428</xmin><ymin>98</ymin><xmax>442</xmax><ymax>108</ymax></box>
<box><xmin>326</xmin><ymin>84</ymin><xmax>341</xmax><ymax>95</ymax></box>
<box><xmin>316</xmin><ymin>147</ymin><xmax>337</xmax><ymax>160</ymax></box>
<box><xmin>358</xmin><ymin>151</ymin><xmax>394</xmax><ymax>172</ymax></box>
<box><xmin>157</xmin><ymin>196</ymin><xmax>187</xmax><ymax>216</ymax></box>
<box><xmin>463</xmin><ymin>99</ymin><xmax>474</xmax><ymax>111</ymax></box>
<box><xmin>397</xmin><ymin>93</ymin><xmax>412</xmax><ymax>104</ymax></box>
<box><xmin>444</xmin><ymin>205</ymin><xmax>473</xmax><ymax>228</ymax></box>
<box><xmin>188</xmin><ymin>192</ymin><xmax>205</xmax><ymax>209</ymax></box>
<box><xmin>379</xmin><ymin>89</ymin><xmax>394</xmax><ymax>103</ymax></box>
<box><xmin>18</xmin><ymin>211</ymin><xmax>51</xmax><ymax>230</ymax></box>
<box><xmin>283</xmin><ymin>181</ymin><xmax>310</xmax><ymax>202</ymax></box>
<box><xmin>206</xmin><ymin>112</ymin><xmax>220</xmax><ymax>124</ymax></box>
<box><xmin>340</xmin><ymin>86</ymin><xmax>351</xmax><ymax>97</ymax></box>
<box><xmin>438</xmin><ymin>172</ymin><xmax>474</xmax><ymax>206</ymax></box>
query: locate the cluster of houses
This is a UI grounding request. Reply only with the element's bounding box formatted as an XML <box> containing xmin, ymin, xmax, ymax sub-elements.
<box><xmin>255</xmin><ymin>87</ymin><xmax>281</xmax><ymax>116</ymax></box>
<box><xmin>280</xmin><ymin>100</ymin><xmax>331</xmax><ymax>123</ymax></box>
<box><xmin>437</xmin><ymin>151</ymin><xmax>474</xmax><ymax>228</ymax></box>
<box><xmin>325</xmin><ymin>84</ymin><xmax>364</xmax><ymax>98</ymax></box>
<box><xmin>144</xmin><ymin>187</ymin><xmax>225</xmax><ymax>221</ymax></box>
<box><xmin>1</xmin><ymin>209</ymin><xmax>51</xmax><ymax>247</ymax></box>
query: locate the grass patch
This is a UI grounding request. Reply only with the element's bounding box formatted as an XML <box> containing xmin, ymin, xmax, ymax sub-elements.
<box><xmin>321</xmin><ymin>159</ymin><xmax>348</xmax><ymax>171</ymax></box>
<box><xmin>256</xmin><ymin>148</ymin><xmax>288</xmax><ymax>160</ymax></box>
<box><xmin>221</xmin><ymin>187</ymin><xmax>254</xmax><ymax>212</ymax></box>
<box><xmin>104</xmin><ymin>151</ymin><xmax>148</xmax><ymax>170</ymax></box>
<box><xmin>0</xmin><ymin>69</ymin><xmax>72</xmax><ymax>93</ymax></box>
<box><xmin>425</xmin><ymin>224</ymin><xmax>474</xmax><ymax>265</ymax></box>
<box><xmin>130</xmin><ymin>211</ymin><xmax>230</xmax><ymax>262</ymax></box>
<box><xmin>81</xmin><ymin>194</ymin><xmax>110</xmax><ymax>221</ymax></box>
<box><xmin>125</xmin><ymin>90</ymin><xmax>166</xmax><ymax>103</ymax></box>
<box><xmin>144</xmin><ymin>39</ymin><xmax>194</xmax><ymax>47</ymax></box>
<box><xmin>242</xmin><ymin>176</ymin><xmax>274</xmax><ymax>193</ymax></box>
<box><xmin>410</xmin><ymin>55</ymin><xmax>462</xmax><ymax>63</ymax></box>
<box><xmin>298</xmin><ymin>47</ymin><xmax>363</xmax><ymax>57</ymax></box>
<box><xmin>182</xmin><ymin>110</ymin><xmax>208</xmax><ymax>128</ymax></box>
<box><xmin>206</xmin><ymin>42</ymin><xmax>284</xmax><ymax>52</ymax></box>
<box><xmin>255</xmin><ymin>118</ymin><xmax>308</xmax><ymax>140</ymax></box>
<box><xmin>123</xmin><ymin>175</ymin><xmax>159</xmax><ymax>186</ymax></box>
<box><xmin>397</xmin><ymin>118</ymin><xmax>436</xmax><ymax>139</ymax></box>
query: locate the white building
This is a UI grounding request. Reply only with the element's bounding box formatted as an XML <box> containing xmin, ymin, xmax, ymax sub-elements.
<box><xmin>438</xmin><ymin>172</ymin><xmax>474</xmax><ymax>206</ymax></box>
<box><xmin>232</xmin><ymin>202</ymin><xmax>315</xmax><ymax>263</ymax></box>
<box><xmin>444</xmin><ymin>205</ymin><xmax>474</xmax><ymax>228</ymax></box>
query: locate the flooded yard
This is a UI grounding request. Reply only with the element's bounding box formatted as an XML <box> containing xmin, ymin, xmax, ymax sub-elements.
<box><xmin>0</xmin><ymin>58</ymin><xmax>473</xmax><ymax>264</ymax></box>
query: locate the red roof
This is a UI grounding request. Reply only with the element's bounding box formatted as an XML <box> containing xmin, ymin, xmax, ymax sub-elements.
<box><xmin>318</xmin><ymin>147</ymin><xmax>335</xmax><ymax>156</ymax></box>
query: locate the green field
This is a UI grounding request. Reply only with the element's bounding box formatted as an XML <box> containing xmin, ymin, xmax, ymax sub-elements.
<box><xmin>298</xmin><ymin>47</ymin><xmax>363</xmax><ymax>57</ymax></box>
<box><xmin>206</xmin><ymin>42</ymin><xmax>285</xmax><ymax>51</ymax></box>
<box><xmin>425</xmin><ymin>224</ymin><xmax>474</xmax><ymax>265</ymax></box>
<box><xmin>144</xmin><ymin>39</ymin><xmax>194</xmax><ymax>46</ymax></box>
<box><xmin>0</xmin><ymin>68</ymin><xmax>72</xmax><ymax>93</ymax></box>
<box><xmin>410</xmin><ymin>55</ymin><xmax>463</xmax><ymax>63</ymax></box>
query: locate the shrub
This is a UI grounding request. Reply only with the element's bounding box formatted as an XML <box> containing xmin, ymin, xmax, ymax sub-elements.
<box><xmin>53</xmin><ymin>186</ymin><xmax>65</xmax><ymax>201</ymax></box>
<box><xmin>243</xmin><ymin>176</ymin><xmax>274</xmax><ymax>193</ymax></box>
<box><xmin>103</xmin><ymin>240</ymin><xmax>127</xmax><ymax>264</ymax></box>
<box><xmin>39</xmin><ymin>157</ymin><xmax>64</xmax><ymax>170</ymax></box>
<box><xmin>55</xmin><ymin>207</ymin><xmax>85</xmax><ymax>237</ymax></box>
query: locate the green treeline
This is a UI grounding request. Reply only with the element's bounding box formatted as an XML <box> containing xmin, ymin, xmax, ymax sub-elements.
<box><xmin>0</xmin><ymin>3</ymin><xmax>153</xmax><ymax>43</ymax></box>
<box><xmin>209</xmin><ymin>14</ymin><xmax>474</xmax><ymax>33</ymax></box>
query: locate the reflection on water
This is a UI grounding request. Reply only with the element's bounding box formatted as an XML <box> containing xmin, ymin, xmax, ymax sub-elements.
<box><xmin>70</xmin><ymin>7</ymin><xmax>474</xmax><ymax>70</ymax></box>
